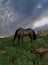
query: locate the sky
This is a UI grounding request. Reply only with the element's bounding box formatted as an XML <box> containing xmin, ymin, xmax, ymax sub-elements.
<box><xmin>0</xmin><ymin>0</ymin><xmax>48</xmax><ymax>36</ymax></box>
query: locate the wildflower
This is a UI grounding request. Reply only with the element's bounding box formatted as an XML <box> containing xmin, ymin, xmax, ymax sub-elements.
<box><xmin>24</xmin><ymin>50</ymin><xmax>25</xmax><ymax>52</ymax></box>
<box><xmin>8</xmin><ymin>56</ymin><xmax>9</xmax><ymax>59</ymax></box>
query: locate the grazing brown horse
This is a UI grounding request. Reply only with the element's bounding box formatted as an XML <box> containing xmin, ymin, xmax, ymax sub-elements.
<box><xmin>13</xmin><ymin>28</ymin><xmax>36</xmax><ymax>45</ymax></box>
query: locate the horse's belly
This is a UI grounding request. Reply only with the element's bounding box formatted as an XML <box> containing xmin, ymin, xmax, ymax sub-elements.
<box><xmin>23</xmin><ymin>33</ymin><xmax>29</xmax><ymax>36</ymax></box>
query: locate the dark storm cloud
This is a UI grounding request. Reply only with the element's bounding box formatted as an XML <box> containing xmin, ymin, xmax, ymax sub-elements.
<box><xmin>1</xmin><ymin>0</ymin><xmax>48</xmax><ymax>17</ymax></box>
<box><xmin>0</xmin><ymin>0</ymin><xmax>48</xmax><ymax>36</ymax></box>
<box><xmin>10</xmin><ymin>0</ymin><xmax>48</xmax><ymax>19</ymax></box>
<box><xmin>12</xmin><ymin>0</ymin><xmax>33</xmax><ymax>15</ymax></box>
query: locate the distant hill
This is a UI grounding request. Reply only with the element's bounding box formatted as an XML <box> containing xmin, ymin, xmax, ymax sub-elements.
<box><xmin>37</xmin><ymin>29</ymin><xmax>48</xmax><ymax>36</ymax></box>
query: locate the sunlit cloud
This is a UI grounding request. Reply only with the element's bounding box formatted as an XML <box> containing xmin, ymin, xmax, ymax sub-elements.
<box><xmin>33</xmin><ymin>17</ymin><xmax>48</xmax><ymax>28</ymax></box>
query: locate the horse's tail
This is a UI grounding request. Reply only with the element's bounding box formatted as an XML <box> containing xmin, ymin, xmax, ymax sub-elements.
<box><xmin>33</xmin><ymin>30</ymin><xmax>36</xmax><ymax>40</ymax></box>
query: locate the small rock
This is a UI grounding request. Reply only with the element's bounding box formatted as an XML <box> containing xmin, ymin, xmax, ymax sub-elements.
<box><xmin>30</xmin><ymin>46</ymin><xmax>48</xmax><ymax>58</ymax></box>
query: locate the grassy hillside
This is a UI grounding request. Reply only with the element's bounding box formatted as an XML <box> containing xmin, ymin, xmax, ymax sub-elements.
<box><xmin>0</xmin><ymin>35</ymin><xmax>48</xmax><ymax>65</ymax></box>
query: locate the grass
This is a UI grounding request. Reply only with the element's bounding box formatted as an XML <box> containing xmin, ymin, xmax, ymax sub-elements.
<box><xmin>0</xmin><ymin>35</ymin><xmax>48</xmax><ymax>65</ymax></box>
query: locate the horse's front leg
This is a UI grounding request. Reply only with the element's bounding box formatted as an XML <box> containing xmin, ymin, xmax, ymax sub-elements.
<box><xmin>18</xmin><ymin>36</ymin><xmax>20</xmax><ymax>44</ymax></box>
<box><xmin>21</xmin><ymin>36</ymin><xmax>23</xmax><ymax>44</ymax></box>
<box><xmin>30</xmin><ymin>37</ymin><xmax>33</xmax><ymax>43</ymax></box>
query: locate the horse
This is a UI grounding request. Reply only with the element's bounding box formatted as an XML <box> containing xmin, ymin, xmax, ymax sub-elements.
<box><xmin>13</xmin><ymin>28</ymin><xmax>36</xmax><ymax>45</ymax></box>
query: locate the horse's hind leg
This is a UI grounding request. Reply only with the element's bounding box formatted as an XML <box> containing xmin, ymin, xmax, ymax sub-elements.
<box><xmin>29</xmin><ymin>35</ymin><xmax>33</xmax><ymax>43</ymax></box>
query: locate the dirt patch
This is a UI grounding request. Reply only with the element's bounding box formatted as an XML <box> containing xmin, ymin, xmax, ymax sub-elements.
<box><xmin>0</xmin><ymin>50</ymin><xmax>7</xmax><ymax>55</ymax></box>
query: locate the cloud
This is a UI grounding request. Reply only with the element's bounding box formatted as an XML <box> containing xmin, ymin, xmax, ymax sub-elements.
<box><xmin>28</xmin><ymin>17</ymin><xmax>48</xmax><ymax>29</ymax></box>
<box><xmin>0</xmin><ymin>0</ymin><xmax>48</xmax><ymax>36</ymax></box>
<box><xmin>37</xmin><ymin>4</ymin><xmax>42</xmax><ymax>8</ymax></box>
<box><xmin>33</xmin><ymin>19</ymin><xmax>48</xmax><ymax>28</ymax></box>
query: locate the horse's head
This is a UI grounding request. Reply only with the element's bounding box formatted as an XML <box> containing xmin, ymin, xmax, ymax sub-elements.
<box><xmin>12</xmin><ymin>39</ymin><xmax>16</xmax><ymax>46</ymax></box>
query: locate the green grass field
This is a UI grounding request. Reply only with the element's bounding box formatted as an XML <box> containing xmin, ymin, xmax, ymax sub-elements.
<box><xmin>0</xmin><ymin>35</ymin><xmax>48</xmax><ymax>65</ymax></box>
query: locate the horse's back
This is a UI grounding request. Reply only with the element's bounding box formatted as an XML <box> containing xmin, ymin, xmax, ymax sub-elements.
<box><xmin>16</xmin><ymin>28</ymin><xmax>34</xmax><ymax>33</ymax></box>
<box><xmin>16</xmin><ymin>28</ymin><xmax>35</xmax><ymax>35</ymax></box>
